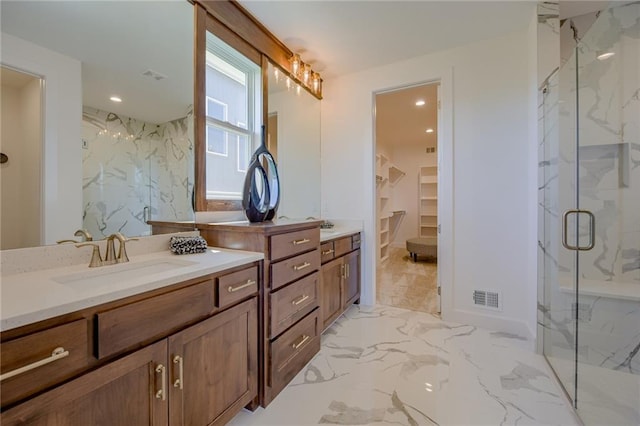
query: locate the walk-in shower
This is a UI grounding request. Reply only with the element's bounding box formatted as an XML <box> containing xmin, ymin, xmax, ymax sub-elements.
<box><xmin>538</xmin><ymin>2</ymin><xmax>639</xmax><ymax>424</ymax></box>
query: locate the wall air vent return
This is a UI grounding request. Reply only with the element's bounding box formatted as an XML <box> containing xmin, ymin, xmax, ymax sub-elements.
<box><xmin>472</xmin><ymin>290</ymin><xmax>501</xmax><ymax>311</ymax></box>
<box><xmin>142</xmin><ymin>69</ymin><xmax>167</xmax><ymax>81</ymax></box>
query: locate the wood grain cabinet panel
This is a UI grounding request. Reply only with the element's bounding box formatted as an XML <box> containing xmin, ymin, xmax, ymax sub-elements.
<box><xmin>217</xmin><ymin>266</ymin><xmax>258</xmax><ymax>309</ymax></box>
<box><xmin>1</xmin><ymin>340</ymin><xmax>168</xmax><ymax>426</ymax></box>
<box><xmin>270</xmin><ymin>228</ymin><xmax>319</xmax><ymax>261</ymax></box>
<box><xmin>269</xmin><ymin>309</ymin><xmax>319</xmax><ymax>397</ymax></box>
<box><xmin>270</xmin><ymin>249</ymin><xmax>320</xmax><ymax>291</ymax></box>
<box><xmin>0</xmin><ymin>319</ymin><xmax>90</xmax><ymax>408</ymax></box>
<box><xmin>320</xmin><ymin>242</ymin><xmax>335</xmax><ymax>263</ymax></box>
<box><xmin>343</xmin><ymin>250</ymin><xmax>361</xmax><ymax>308</ymax></box>
<box><xmin>320</xmin><ymin>258</ymin><xmax>344</xmax><ymax>331</ymax></box>
<box><xmin>269</xmin><ymin>272</ymin><xmax>319</xmax><ymax>338</ymax></box>
<box><xmin>169</xmin><ymin>297</ymin><xmax>258</xmax><ymax>426</ymax></box>
<box><xmin>96</xmin><ymin>280</ymin><xmax>215</xmax><ymax>359</ymax></box>
<box><xmin>333</xmin><ymin>237</ymin><xmax>352</xmax><ymax>258</ymax></box>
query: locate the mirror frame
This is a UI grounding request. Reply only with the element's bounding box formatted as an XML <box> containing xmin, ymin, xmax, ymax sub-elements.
<box><xmin>193</xmin><ymin>0</ymin><xmax>321</xmax><ymax>212</ymax></box>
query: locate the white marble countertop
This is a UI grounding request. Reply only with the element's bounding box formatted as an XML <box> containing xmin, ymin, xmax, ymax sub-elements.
<box><xmin>1</xmin><ymin>248</ymin><xmax>264</xmax><ymax>332</ymax></box>
<box><xmin>320</xmin><ymin>224</ymin><xmax>362</xmax><ymax>242</ymax></box>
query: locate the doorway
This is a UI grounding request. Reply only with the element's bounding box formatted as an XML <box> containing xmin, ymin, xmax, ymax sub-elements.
<box><xmin>0</xmin><ymin>66</ymin><xmax>43</xmax><ymax>249</ymax></box>
<box><xmin>374</xmin><ymin>81</ymin><xmax>440</xmax><ymax>315</ymax></box>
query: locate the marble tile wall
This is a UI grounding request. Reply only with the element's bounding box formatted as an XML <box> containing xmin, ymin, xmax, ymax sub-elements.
<box><xmin>82</xmin><ymin>107</ymin><xmax>193</xmax><ymax>240</ymax></box>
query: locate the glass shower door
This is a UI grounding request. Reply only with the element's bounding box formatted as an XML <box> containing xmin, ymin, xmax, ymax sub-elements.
<box><xmin>540</xmin><ymin>63</ymin><xmax>579</xmax><ymax>405</ymax></box>
<box><xmin>574</xmin><ymin>3</ymin><xmax>640</xmax><ymax>424</ymax></box>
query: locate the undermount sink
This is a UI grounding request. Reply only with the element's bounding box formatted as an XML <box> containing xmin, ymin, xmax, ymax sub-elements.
<box><xmin>53</xmin><ymin>258</ymin><xmax>198</xmax><ymax>287</ymax></box>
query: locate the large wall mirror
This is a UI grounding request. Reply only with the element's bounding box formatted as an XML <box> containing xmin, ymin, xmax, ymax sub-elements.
<box><xmin>0</xmin><ymin>1</ymin><xmax>194</xmax><ymax>249</ymax></box>
<box><xmin>266</xmin><ymin>62</ymin><xmax>321</xmax><ymax>219</ymax></box>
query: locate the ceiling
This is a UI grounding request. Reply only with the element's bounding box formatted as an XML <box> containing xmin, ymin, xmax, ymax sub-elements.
<box><xmin>376</xmin><ymin>83</ymin><xmax>439</xmax><ymax>151</ymax></box>
<box><xmin>239</xmin><ymin>1</ymin><xmax>537</xmax><ymax>79</ymax></box>
<box><xmin>1</xmin><ymin>1</ymin><xmax>193</xmax><ymax>124</ymax></box>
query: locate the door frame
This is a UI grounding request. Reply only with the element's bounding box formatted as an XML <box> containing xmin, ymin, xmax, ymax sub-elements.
<box><xmin>371</xmin><ymin>67</ymin><xmax>454</xmax><ymax>318</ymax></box>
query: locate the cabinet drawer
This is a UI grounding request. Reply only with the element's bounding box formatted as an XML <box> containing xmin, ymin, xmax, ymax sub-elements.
<box><xmin>270</xmin><ymin>272</ymin><xmax>319</xmax><ymax>338</ymax></box>
<box><xmin>271</xmin><ymin>249</ymin><xmax>320</xmax><ymax>291</ymax></box>
<box><xmin>270</xmin><ymin>228</ymin><xmax>319</xmax><ymax>261</ymax></box>
<box><xmin>352</xmin><ymin>233</ymin><xmax>361</xmax><ymax>250</ymax></box>
<box><xmin>1</xmin><ymin>319</ymin><xmax>90</xmax><ymax>407</ymax></box>
<box><xmin>217</xmin><ymin>266</ymin><xmax>258</xmax><ymax>309</ymax></box>
<box><xmin>270</xmin><ymin>309</ymin><xmax>320</xmax><ymax>395</ymax></box>
<box><xmin>334</xmin><ymin>237</ymin><xmax>352</xmax><ymax>257</ymax></box>
<box><xmin>320</xmin><ymin>242</ymin><xmax>335</xmax><ymax>264</ymax></box>
<box><xmin>96</xmin><ymin>280</ymin><xmax>214</xmax><ymax>359</ymax></box>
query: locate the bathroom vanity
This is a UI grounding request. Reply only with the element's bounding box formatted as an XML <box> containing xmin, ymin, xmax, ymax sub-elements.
<box><xmin>0</xmin><ymin>240</ymin><xmax>263</xmax><ymax>425</ymax></box>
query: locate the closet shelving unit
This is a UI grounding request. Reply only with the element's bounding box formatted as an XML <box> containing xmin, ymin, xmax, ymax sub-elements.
<box><xmin>419</xmin><ymin>159</ymin><xmax>438</xmax><ymax>239</ymax></box>
<box><xmin>376</xmin><ymin>154</ymin><xmax>405</xmax><ymax>262</ymax></box>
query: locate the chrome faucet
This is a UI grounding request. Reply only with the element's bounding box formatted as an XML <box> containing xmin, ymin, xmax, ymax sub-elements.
<box><xmin>77</xmin><ymin>233</ymin><xmax>137</xmax><ymax>267</ymax></box>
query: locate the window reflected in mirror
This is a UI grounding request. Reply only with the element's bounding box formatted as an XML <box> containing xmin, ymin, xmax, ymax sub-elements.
<box><xmin>205</xmin><ymin>32</ymin><xmax>261</xmax><ymax>201</ymax></box>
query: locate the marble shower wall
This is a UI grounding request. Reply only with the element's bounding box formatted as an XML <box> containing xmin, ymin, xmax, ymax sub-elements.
<box><xmin>537</xmin><ymin>4</ymin><xmax>640</xmax><ymax>422</ymax></box>
<box><xmin>82</xmin><ymin>107</ymin><xmax>193</xmax><ymax>240</ymax></box>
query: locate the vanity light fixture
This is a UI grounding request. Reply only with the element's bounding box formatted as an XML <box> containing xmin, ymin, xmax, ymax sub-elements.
<box><xmin>287</xmin><ymin>52</ymin><xmax>323</xmax><ymax>98</ymax></box>
<box><xmin>274</xmin><ymin>67</ymin><xmax>280</xmax><ymax>83</ymax></box>
<box><xmin>596</xmin><ymin>51</ymin><xmax>615</xmax><ymax>60</ymax></box>
<box><xmin>290</xmin><ymin>53</ymin><xmax>301</xmax><ymax>76</ymax></box>
<box><xmin>425</xmin><ymin>128</ymin><xmax>434</xmax><ymax>133</ymax></box>
<box><xmin>110</xmin><ymin>96</ymin><xmax>122</xmax><ymax>103</ymax></box>
<box><xmin>302</xmin><ymin>63</ymin><xmax>311</xmax><ymax>85</ymax></box>
<box><xmin>415</xmin><ymin>100</ymin><xmax>426</xmax><ymax>106</ymax></box>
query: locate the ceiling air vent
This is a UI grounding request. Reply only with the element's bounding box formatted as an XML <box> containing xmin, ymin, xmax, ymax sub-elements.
<box><xmin>473</xmin><ymin>290</ymin><xmax>501</xmax><ymax>311</ymax></box>
<box><xmin>142</xmin><ymin>69</ymin><xmax>167</xmax><ymax>81</ymax></box>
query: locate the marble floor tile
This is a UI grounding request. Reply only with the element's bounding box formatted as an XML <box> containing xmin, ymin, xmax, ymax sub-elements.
<box><xmin>229</xmin><ymin>305</ymin><xmax>579</xmax><ymax>426</ymax></box>
<box><xmin>377</xmin><ymin>247</ymin><xmax>439</xmax><ymax>314</ymax></box>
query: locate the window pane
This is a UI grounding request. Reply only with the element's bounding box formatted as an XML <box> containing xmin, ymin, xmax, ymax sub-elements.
<box><xmin>237</xmin><ymin>133</ymin><xmax>250</xmax><ymax>172</ymax></box>
<box><xmin>206</xmin><ymin>125</ymin><xmax>227</xmax><ymax>156</ymax></box>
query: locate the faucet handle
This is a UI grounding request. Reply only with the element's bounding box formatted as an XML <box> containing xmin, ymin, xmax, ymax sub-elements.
<box><xmin>114</xmin><ymin>233</ymin><xmax>138</xmax><ymax>263</ymax></box>
<box><xmin>74</xmin><ymin>229</ymin><xmax>93</xmax><ymax>242</ymax></box>
<box><xmin>76</xmin><ymin>243</ymin><xmax>103</xmax><ymax>268</ymax></box>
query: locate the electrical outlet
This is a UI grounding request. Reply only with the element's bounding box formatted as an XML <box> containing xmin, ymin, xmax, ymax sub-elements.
<box><xmin>82</xmin><ymin>139</ymin><xmax>89</xmax><ymax>149</ymax></box>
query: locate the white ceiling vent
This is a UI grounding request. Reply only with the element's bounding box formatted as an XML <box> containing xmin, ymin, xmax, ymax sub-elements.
<box><xmin>142</xmin><ymin>69</ymin><xmax>167</xmax><ymax>81</ymax></box>
<box><xmin>473</xmin><ymin>290</ymin><xmax>502</xmax><ymax>311</ymax></box>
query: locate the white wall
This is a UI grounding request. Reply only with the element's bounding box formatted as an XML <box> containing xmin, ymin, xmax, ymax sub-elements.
<box><xmin>321</xmin><ymin>23</ymin><xmax>538</xmax><ymax>338</ymax></box>
<box><xmin>0</xmin><ymin>79</ymin><xmax>42</xmax><ymax>249</ymax></box>
<box><xmin>1</xmin><ymin>33</ymin><xmax>82</xmax><ymax>245</ymax></box>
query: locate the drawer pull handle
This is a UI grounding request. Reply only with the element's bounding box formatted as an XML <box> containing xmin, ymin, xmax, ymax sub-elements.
<box><xmin>173</xmin><ymin>355</ymin><xmax>184</xmax><ymax>390</ymax></box>
<box><xmin>155</xmin><ymin>364</ymin><xmax>166</xmax><ymax>401</ymax></box>
<box><xmin>293</xmin><ymin>262</ymin><xmax>311</xmax><ymax>271</ymax></box>
<box><xmin>292</xmin><ymin>334</ymin><xmax>310</xmax><ymax>350</ymax></box>
<box><xmin>292</xmin><ymin>238</ymin><xmax>311</xmax><ymax>245</ymax></box>
<box><xmin>0</xmin><ymin>347</ymin><xmax>69</xmax><ymax>382</ymax></box>
<box><xmin>322</xmin><ymin>249</ymin><xmax>335</xmax><ymax>255</ymax></box>
<box><xmin>228</xmin><ymin>279</ymin><xmax>256</xmax><ymax>293</ymax></box>
<box><xmin>292</xmin><ymin>294</ymin><xmax>310</xmax><ymax>306</ymax></box>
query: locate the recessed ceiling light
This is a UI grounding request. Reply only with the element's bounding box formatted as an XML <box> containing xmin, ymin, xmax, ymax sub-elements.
<box><xmin>415</xmin><ymin>100</ymin><xmax>426</xmax><ymax>106</ymax></box>
<box><xmin>425</xmin><ymin>128</ymin><xmax>434</xmax><ymax>133</ymax></box>
<box><xmin>596</xmin><ymin>51</ymin><xmax>615</xmax><ymax>61</ymax></box>
<box><xmin>110</xmin><ymin>96</ymin><xmax>122</xmax><ymax>103</ymax></box>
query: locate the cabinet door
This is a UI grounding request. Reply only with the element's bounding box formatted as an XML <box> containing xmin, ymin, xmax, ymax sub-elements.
<box><xmin>168</xmin><ymin>297</ymin><xmax>258</xmax><ymax>426</ymax></box>
<box><xmin>343</xmin><ymin>249</ymin><xmax>361</xmax><ymax>309</ymax></box>
<box><xmin>1</xmin><ymin>340</ymin><xmax>168</xmax><ymax>426</ymax></box>
<box><xmin>321</xmin><ymin>257</ymin><xmax>344</xmax><ymax>330</ymax></box>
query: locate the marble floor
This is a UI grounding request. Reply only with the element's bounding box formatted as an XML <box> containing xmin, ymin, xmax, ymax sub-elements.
<box><xmin>377</xmin><ymin>247</ymin><xmax>439</xmax><ymax>314</ymax></box>
<box><xmin>229</xmin><ymin>305</ymin><xmax>579</xmax><ymax>426</ymax></box>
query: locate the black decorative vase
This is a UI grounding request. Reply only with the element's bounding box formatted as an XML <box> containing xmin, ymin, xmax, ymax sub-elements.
<box><xmin>242</xmin><ymin>125</ymin><xmax>280</xmax><ymax>222</ymax></box>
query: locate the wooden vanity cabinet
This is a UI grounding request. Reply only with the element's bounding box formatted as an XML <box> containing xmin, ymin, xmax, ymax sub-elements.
<box><xmin>198</xmin><ymin>220</ymin><xmax>323</xmax><ymax>407</ymax></box>
<box><xmin>320</xmin><ymin>233</ymin><xmax>361</xmax><ymax>331</ymax></box>
<box><xmin>1</xmin><ymin>262</ymin><xmax>260</xmax><ymax>426</ymax></box>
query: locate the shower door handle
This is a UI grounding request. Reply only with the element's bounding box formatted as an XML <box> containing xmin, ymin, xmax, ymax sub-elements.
<box><xmin>562</xmin><ymin>209</ymin><xmax>595</xmax><ymax>251</ymax></box>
